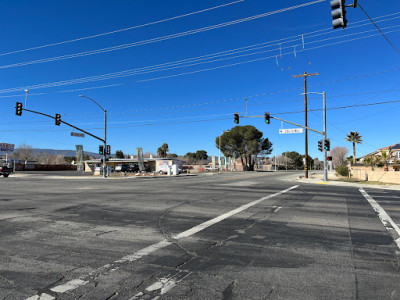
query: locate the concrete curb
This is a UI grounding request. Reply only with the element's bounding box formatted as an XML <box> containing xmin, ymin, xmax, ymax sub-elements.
<box><xmin>294</xmin><ymin>175</ymin><xmax>400</xmax><ymax>191</ymax></box>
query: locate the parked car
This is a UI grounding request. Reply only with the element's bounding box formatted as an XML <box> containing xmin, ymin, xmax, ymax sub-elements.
<box><xmin>159</xmin><ymin>167</ymin><xmax>182</xmax><ymax>175</ymax></box>
<box><xmin>128</xmin><ymin>164</ymin><xmax>140</xmax><ymax>173</ymax></box>
<box><xmin>115</xmin><ymin>164</ymin><xmax>139</xmax><ymax>173</ymax></box>
<box><xmin>0</xmin><ymin>164</ymin><xmax>13</xmax><ymax>178</ymax></box>
<box><xmin>205</xmin><ymin>166</ymin><xmax>218</xmax><ymax>172</ymax></box>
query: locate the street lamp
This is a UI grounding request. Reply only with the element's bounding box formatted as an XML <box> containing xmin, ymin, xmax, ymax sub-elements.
<box><xmin>219</xmin><ymin>130</ymin><xmax>230</xmax><ymax>172</ymax></box>
<box><xmin>79</xmin><ymin>95</ymin><xmax>107</xmax><ymax>178</ymax></box>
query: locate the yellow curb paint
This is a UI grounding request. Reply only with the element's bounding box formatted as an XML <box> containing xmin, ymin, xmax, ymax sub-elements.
<box><xmin>316</xmin><ymin>182</ymin><xmax>329</xmax><ymax>184</ymax></box>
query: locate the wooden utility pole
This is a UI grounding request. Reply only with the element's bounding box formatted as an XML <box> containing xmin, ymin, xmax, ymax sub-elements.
<box><xmin>292</xmin><ymin>72</ymin><xmax>319</xmax><ymax>178</ymax></box>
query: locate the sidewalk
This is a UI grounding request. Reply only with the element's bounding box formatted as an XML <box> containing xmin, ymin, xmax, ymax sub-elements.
<box><xmin>290</xmin><ymin>172</ymin><xmax>400</xmax><ymax>191</ymax></box>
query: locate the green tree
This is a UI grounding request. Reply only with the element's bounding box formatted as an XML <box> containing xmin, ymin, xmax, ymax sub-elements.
<box><xmin>345</xmin><ymin>131</ymin><xmax>362</xmax><ymax>164</ymax></box>
<box><xmin>195</xmin><ymin>150</ymin><xmax>208</xmax><ymax>160</ymax></box>
<box><xmin>217</xmin><ymin>125</ymin><xmax>272</xmax><ymax>171</ymax></box>
<box><xmin>282</xmin><ymin>151</ymin><xmax>303</xmax><ymax>169</ymax></box>
<box><xmin>115</xmin><ymin>150</ymin><xmax>124</xmax><ymax>158</ymax></box>
<box><xmin>185</xmin><ymin>152</ymin><xmax>197</xmax><ymax>164</ymax></box>
<box><xmin>167</xmin><ymin>153</ymin><xmax>178</xmax><ymax>158</ymax></box>
<box><xmin>157</xmin><ymin>143</ymin><xmax>169</xmax><ymax>158</ymax></box>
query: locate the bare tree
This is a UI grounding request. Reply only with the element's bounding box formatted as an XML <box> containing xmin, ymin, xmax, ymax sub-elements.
<box><xmin>13</xmin><ymin>143</ymin><xmax>35</xmax><ymax>163</ymax></box>
<box><xmin>275</xmin><ymin>155</ymin><xmax>293</xmax><ymax>170</ymax></box>
<box><xmin>330</xmin><ymin>146</ymin><xmax>349</xmax><ymax>168</ymax></box>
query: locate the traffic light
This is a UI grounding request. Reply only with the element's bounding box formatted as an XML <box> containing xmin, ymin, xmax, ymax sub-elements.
<box><xmin>318</xmin><ymin>139</ymin><xmax>323</xmax><ymax>152</ymax></box>
<box><xmin>331</xmin><ymin>0</ymin><xmax>347</xmax><ymax>29</ymax></box>
<box><xmin>16</xmin><ymin>102</ymin><xmax>23</xmax><ymax>116</ymax></box>
<box><xmin>324</xmin><ymin>139</ymin><xmax>331</xmax><ymax>151</ymax></box>
<box><xmin>327</xmin><ymin>156</ymin><xmax>333</xmax><ymax>161</ymax></box>
<box><xmin>106</xmin><ymin>145</ymin><xmax>111</xmax><ymax>155</ymax></box>
<box><xmin>234</xmin><ymin>113</ymin><xmax>239</xmax><ymax>124</ymax></box>
<box><xmin>55</xmin><ymin>114</ymin><xmax>61</xmax><ymax>126</ymax></box>
<box><xmin>99</xmin><ymin>145</ymin><xmax>104</xmax><ymax>155</ymax></box>
<box><xmin>264</xmin><ymin>112</ymin><xmax>270</xmax><ymax>125</ymax></box>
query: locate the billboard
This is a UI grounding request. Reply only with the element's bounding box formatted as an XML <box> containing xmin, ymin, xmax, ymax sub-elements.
<box><xmin>0</xmin><ymin>143</ymin><xmax>15</xmax><ymax>152</ymax></box>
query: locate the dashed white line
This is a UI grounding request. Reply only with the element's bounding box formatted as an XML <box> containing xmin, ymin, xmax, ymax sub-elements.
<box><xmin>26</xmin><ymin>185</ymin><xmax>298</xmax><ymax>299</ymax></box>
<box><xmin>128</xmin><ymin>271</ymin><xmax>191</xmax><ymax>300</ymax></box>
<box><xmin>26</xmin><ymin>293</ymin><xmax>55</xmax><ymax>300</ymax></box>
<box><xmin>50</xmin><ymin>279</ymin><xmax>89</xmax><ymax>293</ymax></box>
<box><xmin>359</xmin><ymin>188</ymin><xmax>400</xmax><ymax>249</ymax></box>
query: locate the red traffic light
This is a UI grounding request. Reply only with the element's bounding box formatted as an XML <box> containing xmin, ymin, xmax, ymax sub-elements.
<box><xmin>16</xmin><ymin>102</ymin><xmax>23</xmax><ymax>116</ymax></box>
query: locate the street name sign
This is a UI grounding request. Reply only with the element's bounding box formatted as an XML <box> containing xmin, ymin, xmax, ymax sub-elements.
<box><xmin>279</xmin><ymin>128</ymin><xmax>303</xmax><ymax>134</ymax></box>
<box><xmin>71</xmin><ymin>132</ymin><xmax>85</xmax><ymax>138</ymax></box>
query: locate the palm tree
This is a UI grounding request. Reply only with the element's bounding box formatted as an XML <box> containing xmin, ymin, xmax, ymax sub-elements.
<box><xmin>345</xmin><ymin>131</ymin><xmax>362</xmax><ymax>164</ymax></box>
<box><xmin>157</xmin><ymin>143</ymin><xmax>169</xmax><ymax>158</ymax></box>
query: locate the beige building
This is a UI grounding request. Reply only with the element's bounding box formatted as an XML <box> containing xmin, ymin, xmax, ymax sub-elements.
<box><xmin>359</xmin><ymin>143</ymin><xmax>400</xmax><ymax>163</ymax></box>
<box><xmin>84</xmin><ymin>158</ymin><xmax>183</xmax><ymax>174</ymax></box>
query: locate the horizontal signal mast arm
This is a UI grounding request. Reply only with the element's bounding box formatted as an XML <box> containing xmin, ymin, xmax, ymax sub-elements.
<box><xmin>22</xmin><ymin>107</ymin><xmax>105</xmax><ymax>143</ymax></box>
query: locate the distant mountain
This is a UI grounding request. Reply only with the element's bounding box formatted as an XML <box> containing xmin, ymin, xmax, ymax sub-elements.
<box><xmin>32</xmin><ymin>148</ymin><xmax>100</xmax><ymax>157</ymax></box>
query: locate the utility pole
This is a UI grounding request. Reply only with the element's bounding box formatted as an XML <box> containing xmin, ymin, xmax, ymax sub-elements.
<box><xmin>292</xmin><ymin>72</ymin><xmax>318</xmax><ymax>178</ymax></box>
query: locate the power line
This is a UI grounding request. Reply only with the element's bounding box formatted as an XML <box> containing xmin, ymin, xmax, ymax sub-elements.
<box><xmin>0</xmin><ymin>0</ymin><xmax>325</xmax><ymax>69</ymax></box>
<box><xmin>0</xmin><ymin>0</ymin><xmax>245</xmax><ymax>57</ymax></box>
<box><xmin>137</xmin><ymin>28</ymin><xmax>400</xmax><ymax>82</ymax></box>
<box><xmin>5</xmin><ymin>99</ymin><xmax>400</xmax><ymax>131</ymax></box>
<box><xmin>358</xmin><ymin>1</ymin><xmax>400</xmax><ymax>56</ymax></box>
<box><xmin>0</xmin><ymin>19</ymin><xmax>398</xmax><ymax>93</ymax></box>
<box><xmin>1</xmin><ymin>13</ymin><xmax>399</xmax><ymax>73</ymax></box>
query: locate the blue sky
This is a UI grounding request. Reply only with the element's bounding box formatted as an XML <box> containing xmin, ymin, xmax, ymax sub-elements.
<box><xmin>1</xmin><ymin>0</ymin><xmax>400</xmax><ymax>159</ymax></box>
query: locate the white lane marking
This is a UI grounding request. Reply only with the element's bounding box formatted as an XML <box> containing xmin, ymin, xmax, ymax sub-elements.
<box><xmin>273</xmin><ymin>206</ymin><xmax>282</xmax><ymax>213</ymax></box>
<box><xmin>116</xmin><ymin>239</ymin><xmax>172</xmax><ymax>263</ymax></box>
<box><xmin>128</xmin><ymin>272</ymin><xmax>191</xmax><ymax>300</ymax></box>
<box><xmin>26</xmin><ymin>293</ymin><xmax>55</xmax><ymax>300</ymax></box>
<box><xmin>27</xmin><ymin>185</ymin><xmax>298</xmax><ymax>299</ymax></box>
<box><xmin>371</xmin><ymin>195</ymin><xmax>400</xmax><ymax>199</ymax></box>
<box><xmin>50</xmin><ymin>279</ymin><xmax>89</xmax><ymax>293</ymax></box>
<box><xmin>359</xmin><ymin>188</ymin><xmax>400</xmax><ymax>249</ymax></box>
<box><xmin>173</xmin><ymin>185</ymin><xmax>298</xmax><ymax>239</ymax></box>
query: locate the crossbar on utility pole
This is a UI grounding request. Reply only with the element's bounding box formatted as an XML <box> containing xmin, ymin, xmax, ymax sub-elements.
<box><xmin>292</xmin><ymin>72</ymin><xmax>319</xmax><ymax>178</ymax></box>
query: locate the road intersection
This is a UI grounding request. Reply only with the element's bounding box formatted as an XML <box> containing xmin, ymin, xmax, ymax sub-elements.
<box><xmin>1</xmin><ymin>171</ymin><xmax>399</xmax><ymax>299</ymax></box>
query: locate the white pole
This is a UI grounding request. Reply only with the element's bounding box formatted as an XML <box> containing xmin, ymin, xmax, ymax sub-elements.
<box><xmin>219</xmin><ymin>134</ymin><xmax>221</xmax><ymax>172</ymax></box>
<box><xmin>24</xmin><ymin>89</ymin><xmax>28</xmax><ymax>108</ymax></box>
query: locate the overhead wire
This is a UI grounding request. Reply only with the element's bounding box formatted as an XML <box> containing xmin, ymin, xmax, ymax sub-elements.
<box><xmin>0</xmin><ymin>0</ymin><xmax>245</xmax><ymax>57</ymax></box>
<box><xmin>0</xmin><ymin>10</ymin><xmax>400</xmax><ymax>73</ymax></box>
<box><xmin>357</xmin><ymin>1</ymin><xmax>400</xmax><ymax>56</ymax></box>
<box><xmin>137</xmin><ymin>27</ymin><xmax>400</xmax><ymax>82</ymax></box>
<box><xmin>0</xmin><ymin>0</ymin><xmax>325</xmax><ymax>69</ymax></box>
<box><xmin>5</xmin><ymin>98</ymin><xmax>400</xmax><ymax>131</ymax></box>
<box><xmin>0</xmin><ymin>16</ymin><xmax>398</xmax><ymax>94</ymax></box>
<box><xmin>1</xmin><ymin>25</ymin><xmax>399</xmax><ymax>95</ymax></box>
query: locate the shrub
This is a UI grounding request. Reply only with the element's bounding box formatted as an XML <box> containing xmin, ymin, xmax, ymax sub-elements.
<box><xmin>336</xmin><ymin>165</ymin><xmax>349</xmax><ymax>177</ymax></box>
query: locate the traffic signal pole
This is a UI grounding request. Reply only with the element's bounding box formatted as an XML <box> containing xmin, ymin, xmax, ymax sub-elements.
<box><xmin>103</xmin><ymin>109</ymin><xmax>107</xmax><ymax>178</ymax></box>
<box><xmin>323</xmin><ymin>91</ymin><xmax>328</xmax><ymax>182</ymax></box>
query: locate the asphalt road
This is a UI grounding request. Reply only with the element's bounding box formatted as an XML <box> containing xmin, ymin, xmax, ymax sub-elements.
<box><xmin>0</xmin><ymin>171</ymin><xmax>399</xmax><ymax>300</ymax></box>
